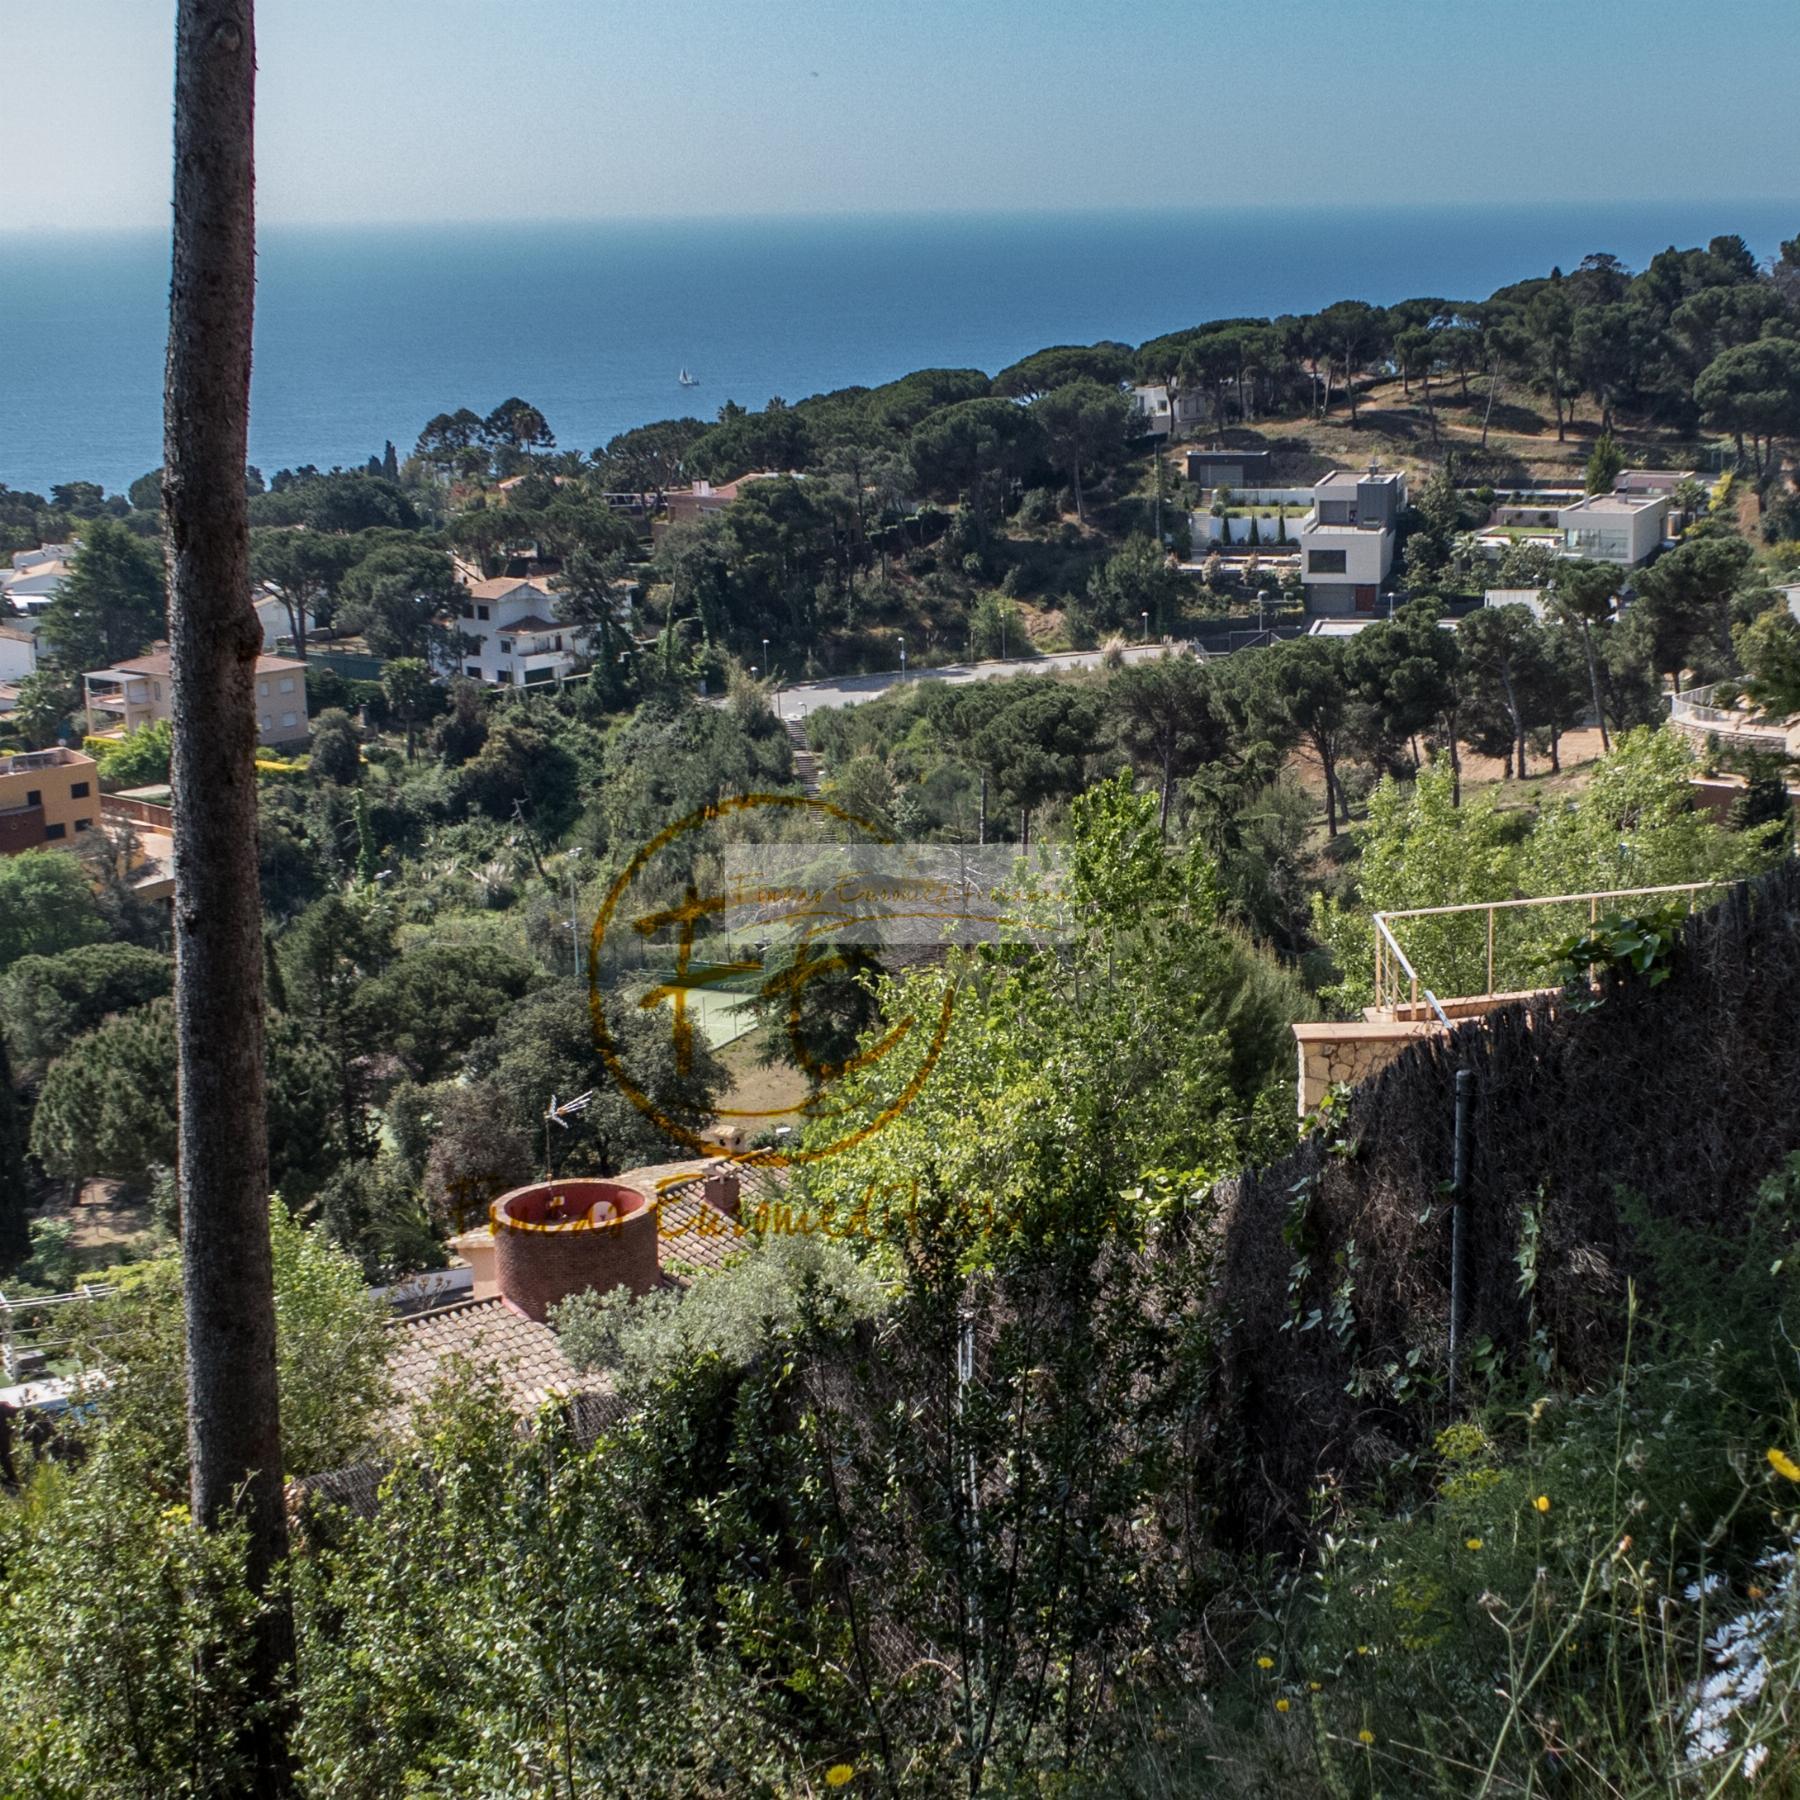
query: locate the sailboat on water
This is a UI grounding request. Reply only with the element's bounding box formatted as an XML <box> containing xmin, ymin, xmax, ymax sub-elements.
<box><xmin>678</xmin><ymin>368</ymin><xmax>699</xmax><ymax>387</ymax></box>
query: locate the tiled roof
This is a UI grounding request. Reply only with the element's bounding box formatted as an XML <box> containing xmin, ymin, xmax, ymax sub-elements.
<box><xmin>386</xmin><ymin>1295</ymin><xmax>585</xmax><ymax>1421</ymax></box>
<box><xmin>97</xmin><ymin>650</ymin><xmax>306</xmax><ymax>679</ymax></box>
<box><xmin>500</xmin><ymin>614</ymin><xmax>562</xmax><ymax>634</ymax></box>
<box><xmin>467</xmin><ymin>576</ymin><xmax>555</xmax><ymax>601</ymax></box>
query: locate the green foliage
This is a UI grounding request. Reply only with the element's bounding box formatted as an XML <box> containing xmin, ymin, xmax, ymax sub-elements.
<box><xmin>60</xmin><ymin>1199</ymin><xmax>393</xmax><ymax>1486</ymax></box>
<box><xmin>0</xmin><ymin>1437</ymin><xmax>269</xmax><ymax>1797</ymax></box>
<box><xmin>92</xmin><ymin>717</ymin><xmax>174</xmax><ymax>787</ymax></box>
<box><xmin>0</xmin><ymin>940</ymin><xmax>172</xmax><ymax>1079</ymax></box>
<box><xmin>0</xmin><ymin>851</ymin><xmax>106</xmax><ymax>972</ymax></box>
<box><xmin>1315</xmin><ymin>731</ymin><xmax>1780</xmax><ymax>1014</ymax></box>
<box><xmin>1585</xmin><ymin>428</ymin><xmax>1626</xmax><ymax>494</ymax></box>
<box><xmin>554</xmin><ymin>1233</ymin><xmax>887</xmax><ymax>1384</ymax></box>
<box><xmin>1543</xmin><ymin>898</ymin><xmax>1692</xmax><ymax>1008</ymax></box>
<box><xmin>307</xmin><ymin>706</ymin><xmax>362</xmax><ymax>785</ymax></box>
<box><xmin>42</xmin><ymin>517</ymin><xmax>165</xmax><ymax>673</ymax></box>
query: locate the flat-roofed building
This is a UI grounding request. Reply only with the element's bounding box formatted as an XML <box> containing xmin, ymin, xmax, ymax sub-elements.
<box><xmin>0</xmin><ymin>746</ymin><xmax>101</xmax><ymax>855</ymax></box>
<box><xmin>1298</xmin><ymin>467</ymin><xmax>1408</xmax><ymax>615</ymax></box>
<box><xmin>1557</xmin><ymin>492</ymin><xmax>1668</xmax><ymax>566</ymax></box>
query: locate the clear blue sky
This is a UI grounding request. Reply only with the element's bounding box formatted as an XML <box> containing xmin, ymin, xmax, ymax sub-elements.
<box><xmin>7</xmin><ymin>0</ymin><xmax>1800</xmax><ymax>231</ymax></box>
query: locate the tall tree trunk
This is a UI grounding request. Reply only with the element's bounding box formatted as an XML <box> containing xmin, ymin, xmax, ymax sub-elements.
<box><xmin>165</xmin><ymin>2</ymin><xmax>295</xmax><ymax>1790</ymax></box>
<box><xmin>1071</xmin><ymin>456</ymin><xmax>1085</xmax><ymax>524</ymax></box>
<box><xmin>1318</xmin><ymin>738</ymin><xmax>1339</xmax><ymax>836</ymax></box>
<box><xmin>1579</xmin><ymin>616</ymin><xmax>1611</xmax><ymax>753</ymax></box>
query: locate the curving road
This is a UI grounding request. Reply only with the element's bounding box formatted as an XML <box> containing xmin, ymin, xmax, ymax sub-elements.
<box><xmin>766</xmin><ymin>640</ymin><xmax>1191</xmax><ymax>720</ymax></box>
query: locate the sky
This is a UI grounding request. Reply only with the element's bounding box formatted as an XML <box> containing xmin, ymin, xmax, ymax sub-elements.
<box><xmin>5</xmin><ymin>0</ymin><xmax>1800</xmax><ymax>232</ymax></box>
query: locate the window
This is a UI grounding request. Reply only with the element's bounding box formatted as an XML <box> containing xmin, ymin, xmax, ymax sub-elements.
<box><xmin>153</xmin><ymin>682</ymin><xmax>163</xmax><ymax>701</ymax></box>
<box><xmin>1308</xmin><ymin>549</ymin><xmax>1348</xmax><ymax>574</ymax></box>
<box><xmin>24</xmin><ymin>788</ymin><xmax>40</xmax><ymax>806</ymax></box>
<box><xmin>73</xmin><ymin>818</ymin><xmax>92</xmax><ymax>833</ymax></box>
<box><xmin>44</xmin><ymin>822</ymin><xmax>65</xmax><ymax>840</ymax></box>
<box><xmin>477</xmin><ymin>605</ymin><xmax>490</xmax><ymax>621</ymax></box>
<box><xmin>465</xmin><ymin>663</ymin><xmax>482</xmax><ymax>677</ymax></box>
<box><xmin>258</xmin><ymin>680</ymin><xmax>270</xmax><ymax>697</ymax></box>
<box><xmin>462</xmin><ymin>605</ymin><xmax>476</xmax><ymax>620</ymax></box>
<box><xmin>499</xmin><ymin>639</ymin><xmax>512</xmax><ymax>654</ymax></box>
<box><xmin>260</xmin><ymin>715</ymin><xmax>272</xmax><ymax>732</ymax></box>
<box><xmin>70</xmin><ymin>781</ymin><xmax>90</xmax><ymax>798</ymax></box>
<box><xmin>280</xmin><ymin>711</ymin><xmax>297</xmax><ymax>728</ymax></box>
<box><xmin>278</xmin><ymin>676</ymin><xmax>295</xmax><ymax>694</ymax></box>
<box><xmin>496</xmin><ymin>670</ymin><xmax>513</xmax><ymax>685</ymax></box>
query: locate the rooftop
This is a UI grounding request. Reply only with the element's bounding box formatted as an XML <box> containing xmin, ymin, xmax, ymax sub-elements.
<box><xmin>1</xmin><ymin>746</ymin><xmax>95</xmax><ymax>775</ymax></box>
<box><xmin>1313</xmin><ymin>467</ymin><xmax>1404</xmax><ymax>493</ymax></box>
<box><xmin>1558</xmin><ymin>493</ymin><xmax>1666</xmax><ymax>516</ymax></box>
<box><xmin>466</xmin><ymin>575</ymin><xmax>557</xmax><ymax>601</ymax></box>
<box><xmin>386</xmin><ymin>1295</ymin><xmax>585</xmax><ymax>1422</ymax></box>
<box><xmin>89</xmin><ymin>648</ymin><xmax>307</xmax><ymax>679</ymax></box>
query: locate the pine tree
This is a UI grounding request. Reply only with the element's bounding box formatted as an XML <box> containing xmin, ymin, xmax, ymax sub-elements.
<box><xmin>0</xmin><ymin>1034</ymin><xmax>30</xmax><ymax>1271</ymax></box>
<box><xmin>382</xmin><ymin>439</ymin><xmax>399</xmax><ymax>482</ymax></box>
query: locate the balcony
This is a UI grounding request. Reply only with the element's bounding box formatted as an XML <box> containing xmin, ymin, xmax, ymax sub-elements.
<box><xmin>1668</xmin><ymin>683</ymin><xmax>1799</xmax><ymax>756</ymax></box>
<box><xmin>1295</xmin><ymin>882</ymin><xmax>1728</xmax><ymax>1113</ymax></box>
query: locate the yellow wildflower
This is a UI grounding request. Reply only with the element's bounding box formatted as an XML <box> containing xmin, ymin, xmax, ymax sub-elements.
<box><xmin>1465</xmin><ymin>1537</ymin><xmax>1483</xmax><ymax>1551</ymax></box>
<box><xmin>1358</xmin><ymin>1729</ymin><xmax>1376</xmax><ymax>1745</ymax></box>
<box><xmin>1308</xmin><ymin>1681</ymin><xmax>1323</xmax><ymax>1692</ymax></box>
<box><xmin>1275</xmin><ymin>1698</ymin><xmax>1291</xmax><ymax>1713</ymax></box>
<box><xmin>825</xmin><ymin>1767</ymin><xmax>856</xmax><ymax>1790</ymax></box>
<box><xmin>1355</xmin><ymin>1644</ymin><xmax>1371</xmax><ymax>1656</ymax></box>
<box><xmin>1533</xmin><ymin>1495</ymin><xmax>1551</xmax><ymax>1513</ymax></box>
<box><xmin>1255</xmin><ymin>1655</ymin><xmax>1274</xmax><ymax>1670</ymax></box>
<box><xmin>1767</xmin><ymin>1447</ymin><xmax>1800</xmax><ymax>1482</ymax></box>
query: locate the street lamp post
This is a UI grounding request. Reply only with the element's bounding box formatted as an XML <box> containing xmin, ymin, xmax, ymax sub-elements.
<box><xmin>762</xmin><ymin>636</ymin><xmax>770</xmax><ymax>674</ymax></box>
<box><xmin>1257</xmin><ymin>588</ymin><xmax>1268</xmax><ymax>635</ymax></box>
<box><xmin>898</xmin><ymin>636</ymin><xmax>906</xmax><ymax>682</ymax></box>
<box><xmin>1141</xmin><ymin>610</ymin><xmax>1149</xmax><ymax>642</ymax></box>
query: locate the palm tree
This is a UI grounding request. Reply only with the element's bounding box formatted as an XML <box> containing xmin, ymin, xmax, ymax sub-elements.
<box><xmin>165</xmin><ymin>1</ymin><xmax>295</xmax><ymax>1788</ymax></box>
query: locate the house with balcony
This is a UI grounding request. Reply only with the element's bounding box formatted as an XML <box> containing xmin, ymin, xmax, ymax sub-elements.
<box><xmin>1129</xmin><ymin>384</ymin><xmax>1210</xmax><ymax>439</ymax></box>
<box><xmin>1297</xmin><ymin>467</ymin><xmax>1407</xmax><ymax>615</ymax></box>
<box><xmin>0</xmin><ymin>747</ymin><xmax>101</xmax><ymax>856</ymax></box>
<box><xmin>454</xmin><ymin>577</ymin><xmax>589</xmax><ymax>687</ymax></box>
<box><xmin>1</xmin><ymin>545</ymin><xmax>76</xmax><ymax>618</ymax></box>
<box><xmin>1556</xmin><ymin>493</ymin><xmax>1668</xmax><ymax>566</ymax></box>
<box><xmin>84</xmin><ymin>648</ymin><xmax>311</xmax><ymax>748</ymax></box>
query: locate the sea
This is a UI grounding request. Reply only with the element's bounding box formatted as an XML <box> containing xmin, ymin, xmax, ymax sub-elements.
<box><xmin>3</xmin><ymin>201</ymin><xmax>1797</xmax><ymax>498</ymax></box>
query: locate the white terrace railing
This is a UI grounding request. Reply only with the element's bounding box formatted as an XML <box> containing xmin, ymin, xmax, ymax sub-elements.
<box><xmin>1372</xmin><ymin>881</ymin><xmax>1729</xmax><ymax>1018</ymax></box>
<box><xmin>1669</xmin><ymin>683</ymin><xmax>1795</xmax><ymax>752</ymax></box>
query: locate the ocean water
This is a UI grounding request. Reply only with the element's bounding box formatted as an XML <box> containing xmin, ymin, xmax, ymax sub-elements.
<box><xmin>3</xmin><ymin>202</ymin><xmax>1797</xmax><ymax>496</ymax></box>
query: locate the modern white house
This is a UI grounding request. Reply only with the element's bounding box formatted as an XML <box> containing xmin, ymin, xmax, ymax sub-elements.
<box><xmin>1556</xmin><ymin>493</ymin><xmax>1668</xmax><ymax>567</ymax></box>
<box><xmin>1130</xmin><ymin>384</ymin><xmax>1211</xmax><ymax>439</ymax></box>
<box><xmin>1297</xmin><ymin>468</ymin><xmax>1408</xmax><ymax>615</ymax></box>
<box><xmin>454</xmin><ymin>577</ymin><xmax>588</xmax><ymax>687</ymax></box>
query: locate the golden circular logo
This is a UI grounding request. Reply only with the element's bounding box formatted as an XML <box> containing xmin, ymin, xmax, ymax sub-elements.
<box><xmin>588</xmin><ymin>792</ymin><xmax>955</xmax><ymax>1167</ymax></box>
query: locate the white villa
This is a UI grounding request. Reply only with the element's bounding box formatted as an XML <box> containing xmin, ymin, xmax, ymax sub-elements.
<box><xmin>453</xmin><ymin>577</ymin><xmax>588</xmax><ymax>688</ymax></box>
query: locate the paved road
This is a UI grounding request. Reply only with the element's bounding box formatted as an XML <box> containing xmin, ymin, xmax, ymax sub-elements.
<box><xmin>768</xmin><ymin>641</ymin><xmax>1187</xmax><ymax>720</ymax></box>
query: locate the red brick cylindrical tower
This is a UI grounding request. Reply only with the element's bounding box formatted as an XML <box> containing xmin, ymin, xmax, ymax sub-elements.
<box><xmin>489</xmin><ymin>1180</ymin><xmax>657</xmax><ymax>1322</ymax></box>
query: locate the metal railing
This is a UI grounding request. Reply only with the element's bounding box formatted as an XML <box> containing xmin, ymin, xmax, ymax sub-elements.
<box><xmin>1669</xmin><ymin>683</ymin><xmax>1791</xmax><ymax>748</ymax></box>
<box><xmin>1372</xmin><ymin>881</ymin><xmax>1726</xmax><ymax>1016</ymax></box>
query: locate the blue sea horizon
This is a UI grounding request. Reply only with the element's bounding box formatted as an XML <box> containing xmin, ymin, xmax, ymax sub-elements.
<box><xmin>5</xmin><ymin>199</ymin><xmax>1797</xmax><ymax>495</ymax></box>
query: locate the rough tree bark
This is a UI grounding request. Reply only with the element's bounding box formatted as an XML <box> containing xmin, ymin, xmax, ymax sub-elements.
<box><xmin>164</xmin><ymin>0</ymin><xmax>295</xmax><ymax>1789</ymax></box>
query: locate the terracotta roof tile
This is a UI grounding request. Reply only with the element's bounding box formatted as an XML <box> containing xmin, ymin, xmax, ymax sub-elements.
<box><xmin>386</xmin><ymin>1295</ymin><xmax>585</xmax><ymax>1422</ymax></box>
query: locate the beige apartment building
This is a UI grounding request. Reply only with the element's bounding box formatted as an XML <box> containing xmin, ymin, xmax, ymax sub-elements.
<box><xmin>84</xmin><ymin>647</ymin><xmax>311</xmax><ymax>748</ymax></box>
<box><xmin>0</xmin><ymin>746</ymin><xmax>102</xmax><ymax>856</ymax></box>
